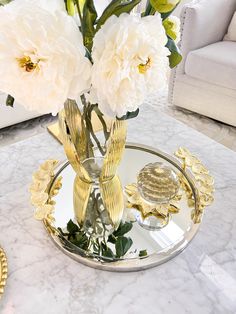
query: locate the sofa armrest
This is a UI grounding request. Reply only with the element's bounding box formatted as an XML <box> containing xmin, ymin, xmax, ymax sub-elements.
<box><xmin>177</xmin><ymin>0</ymin><xmax>236</xmax><ymax>74</ymax></box>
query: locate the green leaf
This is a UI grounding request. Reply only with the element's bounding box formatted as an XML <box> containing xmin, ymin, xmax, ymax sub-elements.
<box><xmin>115</xmin><ymin>236</ymin><xmax>133</xmax><ymax>258</ymax></box>
<box><xmin>102</xmin><ymin>247</ymin><xmax>115</xmax><ymax>258</ymax></box>
<box><xmin>67</xmin><ymin>219</ymin><xmax>80</xmax><ymax>234</ymax></box>
<box><xmin>143</xmin><ymin>1</ymin><xmax>155</xmax><ymax>16</ymax></box>
<box><xmin>113</xmin><ymin>221</ymin><xmax>133</xmax><ymax>237</ymax></box>
<box><xmin>117</xmin><ymin>108</ymin><xmax>139</xmax><ymax>121</ymax></box>
<box><xmin>139</xmin><ymin>249</ymin><xmax>148</xmax><ymax>257</ymax></box>
<box><xmin>161</xmin><ymin>4</ymin><xmax>179</xmax><ymax>20</ymax></box>
<box><xmin>70</xmin><ymin>232</ymin><xmax>89</xmax><ymax>250</ymax></box>
<box><xmin>166</xmin><ymin>37</ymin><xmax>182</xmax><ymax>68</ymax></box>
<box><xmin>96</xmin><ymin>0</ymin><xmax>141</xmax><ymax>31</ymax></box>
<box><xmin>108</xmin><ymin>234</ymin><xmax>117</xmax><ymax>244</ymax></box>
<box><xmin>6</xmin><ymin>94</ymin><xmax>14</xmax><ymax>107</ymax></box>
<box><xmin>82</xmin><ymin>0</ymin><xmax>97</xmax><ymax>51</ymax></box>
<box><xmin>0</xmin><ymin>0</ymin><xmax>12</xmax><ymax>6</ymax></box>
<box><xmin>65</xmin><ymin>0</ymin><xmax>76</xmax><ymax>16</ymax></box>
<box><xmin>101</xmin><ymin>242</ymin><xmax>115</xmax><ymax>258</ymax></box>
<box><xmin>57</xmin><ymin>227</ymin><xmax>69</xmax><ymax>236</ymax></box>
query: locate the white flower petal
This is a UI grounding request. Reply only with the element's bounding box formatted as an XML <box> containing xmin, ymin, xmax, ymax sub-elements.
<box><xmin>0</xmin><ymin>1</ymin><xmax>91</xmax><ymax>114</ymax></box>
<box><xmin>91</xmin><ymin>13</ymin><xmax>169</xmax><ymax>118</ymax></box>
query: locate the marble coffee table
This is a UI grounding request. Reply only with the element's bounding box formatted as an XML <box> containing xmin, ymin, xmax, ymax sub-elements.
<box><xmin>0</xmin><ymin>105</ymin><xmax>236</xmax><ymax>314</ymax></box>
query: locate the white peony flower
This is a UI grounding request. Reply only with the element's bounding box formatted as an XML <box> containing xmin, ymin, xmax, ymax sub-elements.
<box><xmin>90</xmin><ymin>13</ymin><xmax>170</xmax><ymax>118</ymax></box>
<box><xmin>0</xmin><ymin>0</ymin><xmax>91</xmax><ymax>115</ymax></box>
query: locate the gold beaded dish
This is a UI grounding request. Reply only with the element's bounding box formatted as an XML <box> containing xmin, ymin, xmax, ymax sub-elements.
<box><xmin>0</xmin><ymin>247</ymin><xmax>8</xmax><ymax>299</ymax></box>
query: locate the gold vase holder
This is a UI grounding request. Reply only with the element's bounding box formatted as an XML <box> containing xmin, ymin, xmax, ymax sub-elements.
<box><xmin>30</xmin><ymin>143</ymin><xmax>214</xmax><ymax>272</ymax></box>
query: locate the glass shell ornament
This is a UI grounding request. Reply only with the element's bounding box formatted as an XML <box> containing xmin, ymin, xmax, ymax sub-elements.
<box><xmin>136</xmin><ymin>162</ymin><xmax>180</xmax><ymax>230</ymax></box>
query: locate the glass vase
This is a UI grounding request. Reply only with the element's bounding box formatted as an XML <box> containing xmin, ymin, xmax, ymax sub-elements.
<box><xmin>59</xmin><ymin>99</ymin><xmax>127</xmax><ymax>238</ymax></box>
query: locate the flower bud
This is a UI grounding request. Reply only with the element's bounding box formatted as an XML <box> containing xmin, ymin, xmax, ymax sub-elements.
<box><xmin>150</xmin><ymin>0</ymin><xmax>180</xmax><ymax>13</ymax></box>
<box><xmin>163</xmin><ymin>16</ymin><xmax>180</xmax><ymax>42</ymax></box>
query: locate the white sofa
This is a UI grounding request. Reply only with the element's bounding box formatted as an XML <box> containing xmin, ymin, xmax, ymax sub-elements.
<box><xmin>0</xmin><ymin>93</ymin><xmax>40</xmax><ymax>129</ymax></box>
<box><xmin>169</xmin><ymin>0</ymin><xmax>236</xmax><ymax>127</ymax></box>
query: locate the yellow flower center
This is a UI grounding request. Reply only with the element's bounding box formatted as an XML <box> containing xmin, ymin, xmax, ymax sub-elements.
<box><xmin>17</xmin><ymin>55</ymin><xmax>40</xmax><ymax>72</ymax></box>
<box><xmin>138</xmin><ymin>57</ymin><xmax>152</xmax><ymax>74</ymax></box>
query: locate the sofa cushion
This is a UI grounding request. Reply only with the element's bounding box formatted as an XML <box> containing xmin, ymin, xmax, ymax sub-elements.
<box><xmin>224</xmin><ymin>11</ymin><xmax>236</xmax><ymax>41</ymax></box>
<box><xmin>185</xmin><ymin>41</ymin><xmax>236</xmax><ymax>90</ymax></box>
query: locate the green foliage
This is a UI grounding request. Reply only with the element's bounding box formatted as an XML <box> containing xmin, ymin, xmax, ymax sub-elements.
<box><xmin>96</xmin><ymin>0</ymin><xmax>141</xmax><ymax>31</ymax></box>
<box><xmin>101</xmin><ymin>242</ymin><xmax>115</xmax><ymax>258</ymax></box>
<box><xmin>112</xmin><ymin>221</ymin><xmax>133</xmax><ymax>237</ymax></box>
<box><xmin>161</xmin><ymin>6</ymin><xmax>179</xmax><ymax>20</ymax></box>
<box><xmin>58</xmin><ymin>219</ymin><xmax>136</xmax><ymax>260</ymax></box>
<box><xmin>58</xmin><ymin>219</ymin><xmax>149</xmax><ymax>260</ymax></box>
<box><xmin>6</xmin><ymin>95</ymin><xmax>14</xmax><ymax>107</ymax></box>
<box><xmin>115</xmin><ymin>236</ymin><xmax>133</xmax><ymax>258</ymax></box>
<box><xmin>139</xmin><ymin>249</ymin><xmax>148</xmax><ymax>257</ymax></box>
<box><xmin>82</xmin><ymin>0</ymin><xmax>97</xmax><ymax>51</ymax></box>
<box><xmin>163</xmin><ymin>18</ymin><xmax>177</xmax><ymax>40</ymax></box>
<box><xmin>166</xmin><ymin>36</ymin><xmax>182</xmax><ymax>68</ymax></box>
<box><xmin>67</xmin><ymin>219</ymin><xmax>79</xmax><ymax>234</ymax></box>
<box><xmin>0</xmin><ymin>0</ymin><xmax>11</xmax><ymax>6</ymax></box>
<box><xmin>117</xmin><ymin>108</ymin><xmax>139</xmax><ymax>121</ymax></box>
<box><xmin>143</xmin><ymin>1</ymin><xmax>155</xmax><ymax>16</ymax></box>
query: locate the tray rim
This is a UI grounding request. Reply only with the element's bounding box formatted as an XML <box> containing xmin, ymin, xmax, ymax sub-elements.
<box><xmin>45</xmin><ymin>142</ymin><xmax>201</xmax><ymax>272</ymax></box>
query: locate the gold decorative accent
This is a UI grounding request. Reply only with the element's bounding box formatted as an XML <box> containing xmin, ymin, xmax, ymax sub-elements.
<box><xmin>30</xmin><ymin>160</ymin><xmax>62</xmax><ymax>224</ymax></box>
<box><xmin>73</xmin><ymin>175</ymin><xmax>92</xmax><ymax>225</ymax></box>
<box><xmin>58</xmin><ymin>100</ymin><xmax>127</xmax><ymax>228</ymax></box>
<box><xmin>138</xmin><ymin>57</ymin><xmax>152</xmax><ymax>74</ymax></box>
<box><xmin>125</xmin><ymin>183</ymin><xmax>181</xmax><ymax>220</ymax></box>
<box><xmin>125</xmin><ymin>147</ymin><xmax>214</xmax><ymax>224</ymax></box>
<box><xmin>0</xmin><ymin>247</ymin><xmax>8</xmax><ymax>299</ymax></box>
<box><xmin>100</xmin><ymin>175</ymin><xmax>124</xmax><ymax>229</ymax></box>
<box><xmin>175</xmin><ymin>147</ymin><xmax>214</xmax><ymax>223</ymax></box>
<box><xmin>101</xmin><ymin>120</ymin><xmax>127</xmax><ymax>181</ymax></box>
<box><xmin>59</xmin><ymin>100</ymin><xmax>90</xmax><ymax>181</ymax></box>
<box><xmin>47</xmin><ymin>122</ymin><xmax>63</xmax><ymax>144</ymax></box>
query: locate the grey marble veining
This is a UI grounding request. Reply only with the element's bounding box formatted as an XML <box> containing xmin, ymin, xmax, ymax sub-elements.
<box><xmin>0</xmin><ymin>103</ymin><xmax>236</xmax><ymax>314</ymax></box>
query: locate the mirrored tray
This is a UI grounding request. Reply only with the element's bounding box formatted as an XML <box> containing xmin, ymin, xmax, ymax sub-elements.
<box><xmin>40</xmin><ymin>143</ymin><xmax>206</xmax><ymax>272</ymax></box>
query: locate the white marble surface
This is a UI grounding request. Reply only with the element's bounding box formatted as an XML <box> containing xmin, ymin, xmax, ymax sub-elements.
<box><xmin>0</xmin><ymin>104</ymin><xmax>236</xmax><ymax>314</ymax></box>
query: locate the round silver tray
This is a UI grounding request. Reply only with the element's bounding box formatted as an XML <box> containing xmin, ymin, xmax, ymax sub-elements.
<box><xmin>46</xmin><ymin>143</ymin><xmax>201</xmax><ymax>272</ymax></box>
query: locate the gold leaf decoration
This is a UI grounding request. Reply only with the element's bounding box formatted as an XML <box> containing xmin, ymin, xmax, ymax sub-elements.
<box><xmin>100</xmin><ymin>175</ymin><xmax>124</xmax><ymax>229</ymax></box>
<box><xmin>101</xmin><ymin>120</ymin><xmax>127</xmax><ymax>181</ymax></box>
<box><xmin>30</xmin><ymin>160</ymin><xmax>62</xmax><ymax>224</ymax></box>
<box><xmin>175</xmin><ymin>147</ymin><xmax>214</xmax><ymax>223</ymax></box>
<box><xmin>58</xmin><ymin>100</ymin><xmax>91</xmax><ymax>182</ymax></box>
<box><xmin>73</xmin><ymin>175</ymin><xmax>92</xmax><ymax>225</ymax></box>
